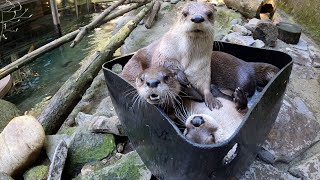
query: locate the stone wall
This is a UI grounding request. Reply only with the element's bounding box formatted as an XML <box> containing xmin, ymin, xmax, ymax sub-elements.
<box><xmin>278</xmin><ymin>0</ymin><xmax>320</xmax><ymax>43</ymax></box>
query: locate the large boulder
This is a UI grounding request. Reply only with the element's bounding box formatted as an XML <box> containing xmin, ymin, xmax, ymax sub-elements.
<box><xmin>23</xmin><ymin>165</ymin><xmax>49</xmax><ymax>180</ymax></box>
<box><xmin>0</xmin><ymin>116</ymin><xmax>45</xmax><ymax>176</ymax></box>
<box><xmin>63</xmin><ymin>130</ymin><xmax>116</xmax><ymax>177</ymax></box>
<box><xmin>224</xmin><ymin>0</ymin><xmax>277</xmax><ymax>19</ymax></box>
<box><xmin>76</xmin><ymin>151</ymin><xmax>151</xmax><ymax>180</ymax></box>
<box><xmin>0</xmin><ymin>99</ymin><xmax>21</xmax><ymax>132</ymax></box>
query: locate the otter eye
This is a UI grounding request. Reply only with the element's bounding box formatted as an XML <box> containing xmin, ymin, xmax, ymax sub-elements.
<box><xmin>206</xmin><ymin>11</ymin><xmax>213</xmax><ymax>18</ymax></box>
<box><xmin>182</xmin><ymin>11</ymin><xmax>188</xmax><ymax>17</ymax></box>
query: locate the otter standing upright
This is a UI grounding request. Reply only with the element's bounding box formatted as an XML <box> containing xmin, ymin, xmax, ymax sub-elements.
<box><xmin>151</xmin><ymin>2</ymin><xmax>219</xmax><ymax>109</ymax></box>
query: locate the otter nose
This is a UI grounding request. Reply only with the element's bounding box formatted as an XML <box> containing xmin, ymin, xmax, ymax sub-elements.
<box><xmin>191</xmin><ymin>116</ymin><xmax>205</xmax><ymax>127</ymax></box>
<box><xmin>146</xmin><ymin>79</ymin><xmax>160</xmax><ymax>88</ymax></box>
<box><xmin>191</xmin><ymin>15</ymin><xmax>205</xmax><ymax>23</ymax></box>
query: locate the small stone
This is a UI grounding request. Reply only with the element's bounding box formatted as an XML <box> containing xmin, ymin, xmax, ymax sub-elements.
<box><xmin>244</xmin><ymin>18</ymin><xmax>260</xmax><ymax>31</ymax></box>
<box><xmin>210</xmin><ymin>0</ymin><xmax>225</xmax><ymax>6</ymax></box>
<box><xmin>289</xmin><ymin>153</ymin><xmax>320</xmax><ymax>179</ymax></box>
<box><xmin>47</xmin><ymin>140</ymin><xmax>68</xmax><ymax>180</ymax></box>
<box><xmin>0</xmin><ymin>173</ymin><xmax>14</xmax><ymax>180</ymax></box>
<box><xmin>88</xmin><ymin>116</ymin><xmax>125</xmax><ymax>136</ymax></box>
<box><xmin>94</xmin><ymin>96</ymin><xmax>117</xmax><ymax>117</ymax></box>
<box><xmin>0</xmin><ymin>116</ymin><xmax>45</xmax><ymax>176</ymax></box>
<box><xmin>240</xmin><ymin>160</ymin><xmax>300</xmax><ymax>180</ymax></box>
<box><xmin>117</xmin><ymin>143</ymin><xmax>125</xmax><ymax>153</ymax></box>
<box><xmin>253</xmin><ymin>39</ymin><xmax>265</xmax><ymax>48</ymax></box>
<box><xmin>0</xmin><ymin>99</ymin><xmax>21</xmax><ymax>132</ymax></box>
<box><xmin>286</xmin><ymin>47</ymin><xmax>312</xmax><ymax>66</ymax></box>
<box><xmin>45</xmin><ymin>134</ymin><xmax>70</xmax><ymax>162</ymax></box>
<box><xmin>111</xmin><ymin>64</ymin><xmax>123</xmax><ymax>74</ymax></box>
<box><xmin>230</xmin><ymin>19</ymin><xmax>238</xmax><ymax>25</ymax></box>
<box><xmin>232</xmin><ymin>24</ymin><xmax>252</xmax><ymax>36</ymax></box>
<box><xmin>309</xmin><ymin>45</ymin><xmax>320</xmax><ymax>64</ymax></box>
<box><xmin>223</xmin><ymin>32</ymin><xmax>256</xmax><ymax>46</ymax></box>
<box><xmin>253</xmin><ymin>20</ymin><xmax>278</xmax><ymax>47</ymax></box>
<box><xmin>139</xmin><ymin>20</ymin><xmax>144</xmax><ymax>25</ymax></box>
<box><xmin>63</xmin><ymin>131</ymin><xmax>116</xmax><ymax>177</ymax></box>
<box><xmin>76</xmin><ymin>151</ymin><xmax>151</xmax><ymax>180</ymax></box>
<box><xmin>261</xmin><ymin>98</ymin><xmax>320</xmax><ymax>163</ymax></box>
<box><xmin>290</xmin><ymin>40</ymin><xmax>308</xmax><ymax>51</ymax></box>
<box><xmin>313</xmin><ymin>62</ymin><xmax>320</xmax><ymax>68</ymax></box>
<box><xmin>75</xmin><ymin>112</ymin><xmax>93</xmax><ymax>126</ymax></box>
<box><xmin>170</xmin><ymin>0</ymin><xmax>179</xmax><ymax>4</ymax></box>
<box><xmin>23</xmin><ymin>165</ymin><xmax>49</xmax><ymax>180</ymax></box>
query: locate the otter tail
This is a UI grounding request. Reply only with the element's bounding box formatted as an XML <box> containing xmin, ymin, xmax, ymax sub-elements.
<box><xmin>252</xmin><ymin>63</ymin><xmax>280</xmax><ymax>87</ymax></box>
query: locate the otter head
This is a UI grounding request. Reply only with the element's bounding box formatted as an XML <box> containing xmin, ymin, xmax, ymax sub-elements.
<box><xmin>177</xmin><ymin>2</ymin><xmax>216</xmax><ymax>37</ymax></box>
<box><xmin>184</xmin><ymin>114</ymin><xmax>224</xmax><ymax>144</ymax></box>
<box><xmin>135</xmin><ymin>67</ymin><xmax>181</xmax><ymax>105</ymax></box>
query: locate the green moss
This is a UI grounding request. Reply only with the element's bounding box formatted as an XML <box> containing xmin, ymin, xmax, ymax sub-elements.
<box><xmin>278</xmin><ymin>0</ymin><xmax>320</xmax><ymax>43</ymax></box>
<box><xmin>77</xmin><ymin>151</ymin><xmax>150</xmax><ymax>180</ymax></box>
<box><xmin>23</xmin><ymin>165</ymin><xmax>49</xmax><ymax>180</ymax></box>
<box><xmin>58</xmin><ymin>126</ymin><xmax>77</xmax><ymax>136</ymax></box>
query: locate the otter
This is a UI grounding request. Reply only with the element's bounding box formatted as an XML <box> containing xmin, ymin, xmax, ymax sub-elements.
<box><xmin>183</xmin><ymin>88</ymin><xmax>247</xmax><ymax>145</ymax></box>
<box><xmin>122</xmin><ymin>2</ymin><xmax>219</xmax><ymax>110</ymax></box>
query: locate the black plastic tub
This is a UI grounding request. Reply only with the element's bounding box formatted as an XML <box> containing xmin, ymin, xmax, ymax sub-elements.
<box><xmin>102</xmin><ymin>42</ymin><xmax>293</xmax><ymax>180</ymax></box>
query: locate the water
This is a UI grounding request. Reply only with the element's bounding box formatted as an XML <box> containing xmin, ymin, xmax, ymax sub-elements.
<box><xmin>4</xmin><ymin>13</ymin><xmax>116</xmax><ymax>112</ymax></box>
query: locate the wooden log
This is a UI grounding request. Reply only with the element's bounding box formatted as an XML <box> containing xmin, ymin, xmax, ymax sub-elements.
<box><xmin>70</xmin><ymin>0</ymin><xmax>127</xmax><ymax>48</ymax></box>
<box><xmin>38</xmin><ymin>1</ymin><xmax>154</xmax><ymax>135</ymax></box>
<box><xmin>145</xmin><ymin>0</ymin><xmax>161</xmax><ymax>29</ymax></box>
<box><xmin>0</xmin><ymin>3</ymin><xmax>146</xmax><ymax>80</ymax></box>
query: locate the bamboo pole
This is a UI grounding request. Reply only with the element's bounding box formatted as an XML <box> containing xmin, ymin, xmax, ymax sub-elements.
<box><xmin>38</xmin><ymin>1</ymin><xmax>154</xmax><ymax>134</ymax></box>
<box><xmin>0</xmin><ymin>3</ymin><xmax>147</xmax><ymax>80</ymax></box>
<box><xmin>145</xmin><ymin>0</ymin><xmax>161</xmax><ymax>29</ymax></box>
<box><xmin>70</xmin><ymin>0</ymin><xmax>126</xmax><ymax>48</ymax></box>
<box><xmin>49</xmin><ymin>0</ymin><xmax>62</xmax><ymax>36</ymax></box>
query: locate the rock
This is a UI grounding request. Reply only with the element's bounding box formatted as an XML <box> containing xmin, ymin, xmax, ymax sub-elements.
<box><xmin>111</xmin><ymin>63</ymin><xmax>123</xmax><ymax>74</ymax></box>
<box><xmin>60</xmin><ymin>72</ymin><xmax>109</xmax><ymax>129</ymax></box>
<box><xmin>0</xmin><ymin>99</ymin><xmax>21</xmax><ymax>132</ymax></box>
<box><xmin>309</xmin><ymin>45</ymin><xmax>320</xmax><ymax>64</ymax></box>
<box><xmin>244</xmin><ymin>18</ymin><xmax>260</xmax><ymax>31</ymax></box>
<box><xmin>88</xmin><ymin>116</ymin><xmax>125</xmax><ymax>136</ymax></box>
<box><xmin>76</xmin><ymin>151</ymin><xmax>151</xmax><ymax>180</ymax></box>
<box><xmin>289</xmin><ymin>153</ymin><xmax>320</xmax><ymax>179</ymax></box>
<box><xmin>45</xmin><ymin>134</ymin><xmax>70</xmax><ymax>162</ymax></box>
<box><xmin>253</xmin><ymin>39</ymin><xmax>265</xmax><ymax>48</ymax></box>
<box><xmin>0</xmin><ymin>173</ymin><xmax>14</xmax><ymax>180</ymax></box>
<box><xmin>170</xmin><ymin>0</ymin><xmax>179</xmax><ymax>4</ymax></box>
<box><xmin>274</xmin><ymin>39</ymin><xmax>290</xmax><ymax>51</ymax></box>
<box><xmin>210</xmin><ymin>0</ymin><xmax>225</xmax><ymax>6</ymax></box>
<box><xmin>93</xmin><ymin>96</ymin><xmax>117</xmax><ymax>117</ymax></box>
<box><xmin>222</xmin><ymin>32</ymin><xmax>256</xmax><ymax>46</ymax></box>
<box><xmin>260</xmin><ymin>98</ymin><xmax>320</xmax><ymax>164</ymax></box>
<box><xmin>232</xmin><ymin>24</ymin><xmax>252</xmax><ymax>36</ymax></box>
<box><xmin>224</xmin><ymin>0</ymin><xmax>277</xmax><ymax>18</ymax></box>
<box><xmin>240</xmin><ymin>160</ymin><xmax>300</xmax><ymax>180</ymax></box>
<box><xmin>290</xmin><ymin>40</ymin><xmax>308</xmax><ymax>51</ymax></box>
<box><xmin>23</xmin><ymin>165</ymin><xmax>49</xmax><ymax>180</ymax></box>
<box><xmin>63</xmin><ymin>131</ymin><xmax>116</xmax><ymax>177</ymax></box>
<box><xmin>75</xmin><ymin>112</ymin><xmax>93</xmax><ymax>126</ymax></box>
<box><xmin>80</xmin><ymin>153</ymin><xmax>124</xmax><ymax>176</ymax></box>
<box><xmin>0</xmin><ymin>116</ymin><xmax>45</xmax><ymax>176</ymax></box>
<box><xmin>253</xmin><ymin>20</ymin><xmax>278</xmax><ymax>47</ymax></box>
<box><xmin>230</xmin><ymin>19</ymin><xmax>238</xmax><ymax>25</ymax></box>
<box><xmin>286</xmin><ymin>47</ymin><xmax>313</xmax><ymax>67</ymax></box>
<box><xmin>58</xmin><ymin>126</ymin><xmax>77</xmax><ymax>136</ymax></box>
<box><xmin>117</xmin><ymin>143</ymin><xmax>125</xmax><ymax>153</ymax></box>
<box><xmin>47</xmin><ymin>140</ymin><xmax>68</xmax><ymax>180</ymax></box>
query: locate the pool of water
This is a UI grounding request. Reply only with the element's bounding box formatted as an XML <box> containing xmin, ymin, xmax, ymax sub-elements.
<box><xmin>4</xmin><ymin>13</ymin><xmax>116</xmax><ymax>112</ymax></box>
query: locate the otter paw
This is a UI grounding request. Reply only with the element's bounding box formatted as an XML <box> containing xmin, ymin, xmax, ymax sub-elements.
<box><xmin>205</xmin><ymin>93</ymin><xmax>222</xmax><ymax>110</ymax></box>
<box><xmin>233</xmin><ymin>87</ymin><xmax>248</xmax><ymax>111</ymax></box>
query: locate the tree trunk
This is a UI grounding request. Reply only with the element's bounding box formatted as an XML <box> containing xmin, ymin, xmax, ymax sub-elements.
<box><xmin>70</xmin><ymin>0</ymin><xmax>127</xmax><ymax>48</ymax></box>
<box><xmin>0</xmin><ymin>2</ymin><xmax>147</xmax><ymax>80</ymax></box>
<box><xmin>38</xmin><ymin>2</ymin><xmax>154</xmax><ymax>135</ymax></box>
<box><xmin>145</xmin><ymin>0</ymin><xmax>161</xmax><ymax>29</ymax></box>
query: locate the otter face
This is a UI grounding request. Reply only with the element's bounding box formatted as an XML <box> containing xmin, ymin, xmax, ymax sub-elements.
<box><xmin>135</xmin><ymin>68</ymin><xmax>181</xmax><ymax>105</ymax></box>
<box><xmin>178</xmin><ymin>2</ymin><xmax>216</xmax><ymax>37</ymax></box>
<box><xmin>184</xmin><ymin>114</ymin><xmax>221</xmax><ymax>144</ymax></box>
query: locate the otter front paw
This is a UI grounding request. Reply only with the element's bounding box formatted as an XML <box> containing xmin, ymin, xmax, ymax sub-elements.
<box><xmin>233</xmin><ymin>87</ymin><xmax>248</xmax><ymax>112</ymax></box>
<box><xmin>205</xmin><ymin>93</ymin><xmax>222</xmax><ymax>110</ymax></box>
